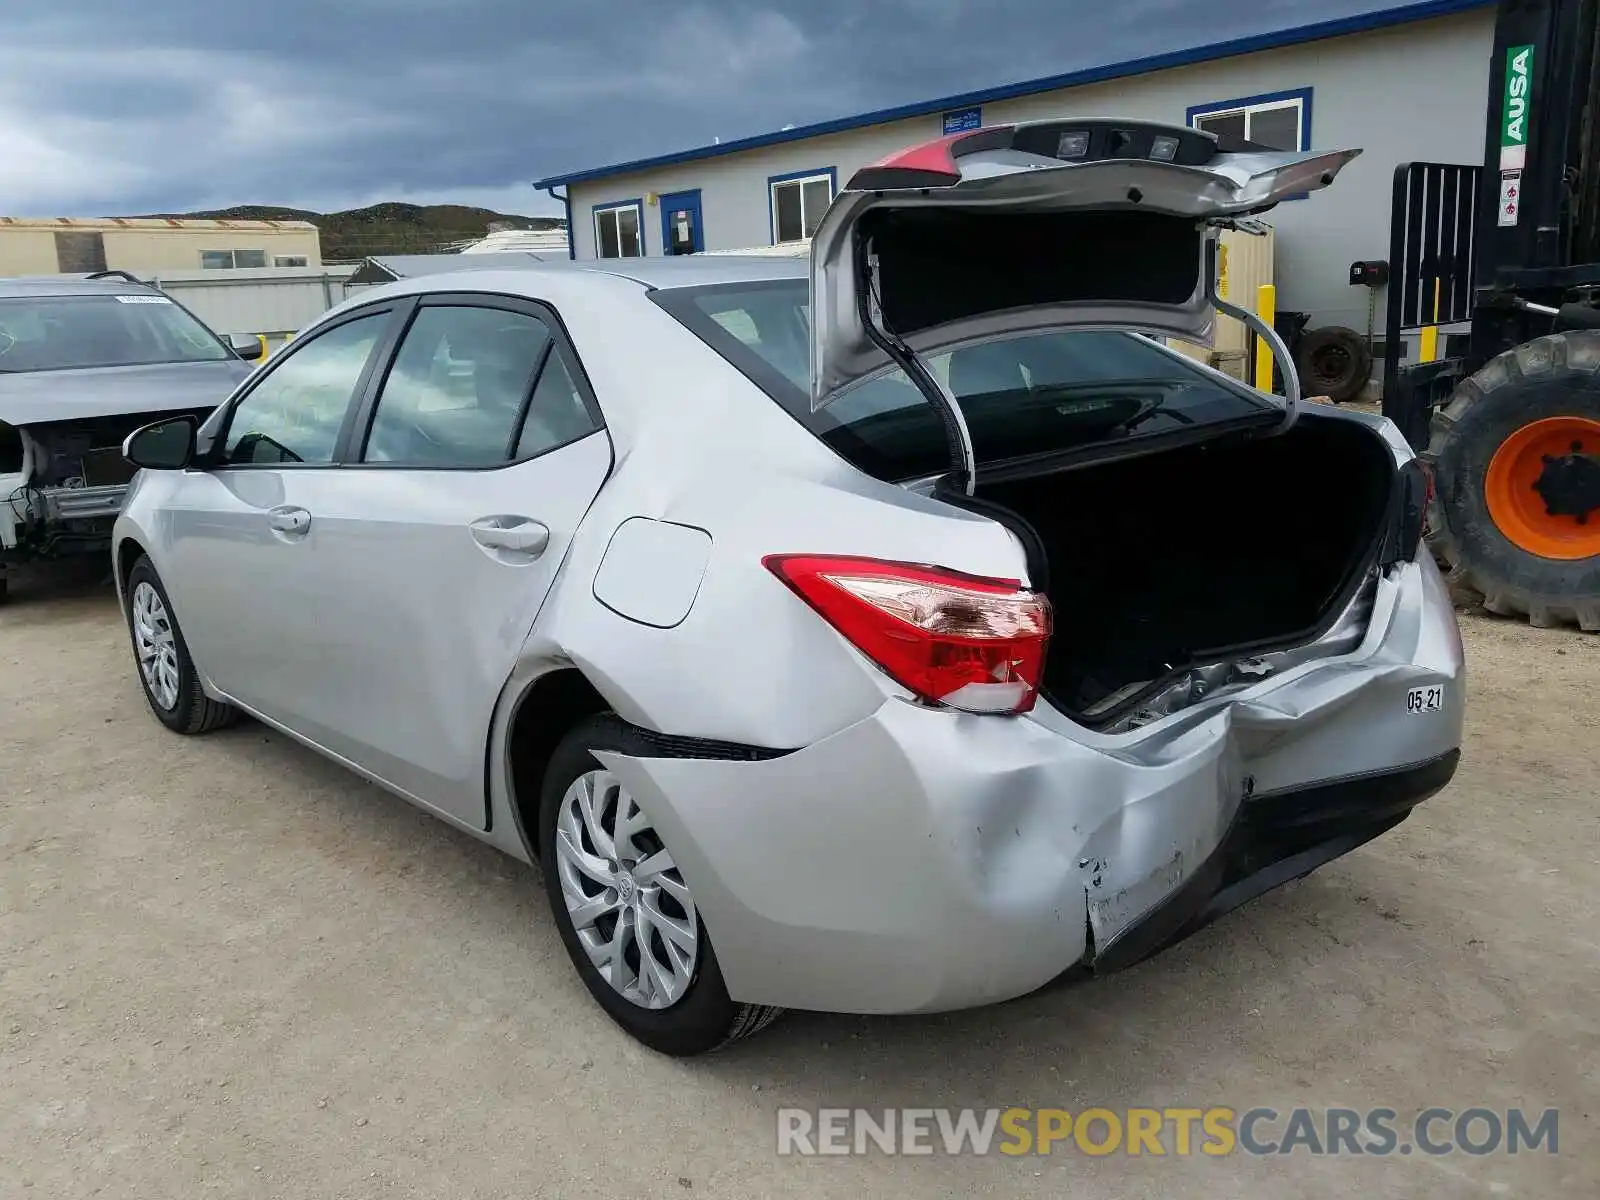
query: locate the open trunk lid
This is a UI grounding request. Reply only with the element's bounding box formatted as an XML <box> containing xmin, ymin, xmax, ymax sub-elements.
<box><xmin>807</xmin><ymin>119</ymin><xmax>1360</xmax><ymax>486</ymax></box>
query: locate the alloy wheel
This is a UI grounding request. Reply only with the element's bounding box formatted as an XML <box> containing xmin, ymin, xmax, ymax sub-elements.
<box><xmin>131</xmin><ymin>581</ymin><xmax>180</xmax><ymax>711</ymax></box>
<box><xmin>553</xmin><ymin>769</ymin><xmax>699</xmax><ymax>1010</ymax></box>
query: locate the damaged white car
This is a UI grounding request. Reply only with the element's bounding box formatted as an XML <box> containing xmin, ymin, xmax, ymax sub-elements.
<box><xmin>113</xmin><ymin>120</ymin><xmax>1465</xmax><ymax>1056</ymax></box>
<box><xmin>0</xmin><ymin>273</ymin><xmax>258</xmax><ymax>601</ymax></box>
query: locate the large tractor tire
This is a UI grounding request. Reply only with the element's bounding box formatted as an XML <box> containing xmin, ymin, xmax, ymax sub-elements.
<box><xmin>1422</xmin><ymin>332</ymin><xmax>1600</xmax><ymax>631</ymax></box>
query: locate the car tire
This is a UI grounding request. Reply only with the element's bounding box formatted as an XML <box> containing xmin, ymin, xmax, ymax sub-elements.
<box><xmin>1422</xmin><ymin>333</ymin><xmax>1600</xmax><ymax>629</ymax></box>
<box><xmin>539</xmin><ymin>714</ymin><xmax>783</xmax><ymax>1056</ymax></box>
<box><xmin>1295</xmin><ymin>325</ymin><xmax>1373</xmax><ymax>403</ymax></box>
<box><xmin>124</xmin><ymin>555</ymin><xmax>241</xmax><ymax>734</ymax></box>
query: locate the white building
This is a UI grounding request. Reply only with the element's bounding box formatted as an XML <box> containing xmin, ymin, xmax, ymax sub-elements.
<box><xmin>534</xmin><ymin>0</ymin><xmax>1496</xmax><ymax>337</ymax></box>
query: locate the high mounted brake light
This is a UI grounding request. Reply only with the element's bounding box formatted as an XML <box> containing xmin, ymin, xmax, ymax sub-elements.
<box><xmin>848</xmin><ymin>127</ymin><xmax>1015</xmax><ymax>190</ymax></box>
<box><xmin>844</xmin><ymin>120</ymin><xmax>1227</xmax><ymax>192</ymax></box>
<box><xmin>764</xmin><ymin>554</ymin><xmax>1052</xmax><ymax>715</ymax></box>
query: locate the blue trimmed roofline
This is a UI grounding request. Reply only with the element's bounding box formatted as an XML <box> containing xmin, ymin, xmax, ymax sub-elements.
<box><xmin>533</xmin><ymin>0</ymin><xmax>1493</xmax><ymax>189</ymax></box>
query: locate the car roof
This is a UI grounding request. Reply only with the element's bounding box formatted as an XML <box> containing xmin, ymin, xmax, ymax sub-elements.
<box><xmin>578</xmin><ymin>255</ymin><xmax>806</xmax><ymax>288</ymax></box>
<box><xmin>0</xmin><ymin>275</ymin><xmax>159</xmax><ymax>299</ymax></box>
<box><xmin>326</xmin><ymin>255</ymin><xmax>806</xmax><ymax>321</ymax></box>
<box><xmin>368</xmin><ymin>254</ymin><xmax>803</xmax><ymax>294</ymax></box>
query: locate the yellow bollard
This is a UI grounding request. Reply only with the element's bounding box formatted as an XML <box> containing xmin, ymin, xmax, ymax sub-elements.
<box><xmin>1254</xmin><ymin>283</ymin><xmax>1277</xmax><ymax>393</ymax></box>
<box><xmin>1418</xmin><ymin>278</ymin><xmax>1442</xmax><ymax>364</ymax></box>
<box><xmin>256</xmin><ymin>334</ymin><xmax>269</xmax><ymax>360</ymax></box>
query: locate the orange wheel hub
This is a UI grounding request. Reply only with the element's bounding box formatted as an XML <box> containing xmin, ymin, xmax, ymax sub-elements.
<box><xmin>1484</xmin><ymin>416</ymin><xmax>1600</xmax><ymax>560</ymax></box>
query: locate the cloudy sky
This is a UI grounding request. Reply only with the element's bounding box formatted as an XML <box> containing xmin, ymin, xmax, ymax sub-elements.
<box><xmin>3</xmin><ymin>0</ymin><xmax>1411</xmax><ymax>218</ymax></box>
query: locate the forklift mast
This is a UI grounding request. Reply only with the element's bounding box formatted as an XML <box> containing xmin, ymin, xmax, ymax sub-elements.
<box><xmin>1469</xmin><ymin>0</ymin><xmax>1600</xmax><ymax>368</ymax></box>
<box><xmin>1383</xmin><ymin>0</ymin><xmax>1600</xmax><ymax>446</ymax></box>
<box><xmin>1387</xmin><ymin>0</ymin><xmax>1600</xmax><ymax>633</ymax></box>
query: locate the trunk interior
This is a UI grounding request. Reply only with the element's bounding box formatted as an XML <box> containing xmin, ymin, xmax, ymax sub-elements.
<box><xmin>973</xmin><ymin>414</ymin><xmax>1396</xmax><ymax>725</ymax></box>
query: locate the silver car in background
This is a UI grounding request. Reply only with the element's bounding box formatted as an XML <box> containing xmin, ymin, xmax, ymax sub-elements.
<box><xmin>0</xmin><ymin>273</ymin><xmax>258</xmax><ymax>602</ymax></box>
<box><xmin>112</xmin><ymin>120</ymin><xmax>1464</xmax><ymax>1056</ymax></box>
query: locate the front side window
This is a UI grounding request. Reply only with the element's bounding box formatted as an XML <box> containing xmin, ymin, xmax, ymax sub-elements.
<box><xmin>0</xmin><ymin>293</ymin><xmax>233</xmax><ymax>373</ymax></box>
<box><xmin>220</xmin><ymin>312</ymin><xmax>387</xmax><ymax>465</ymax></box>
<box><xmin>362</xmin><ymin>304</ymin><xmax>591</xmax><ymax>467</ymax></box>
<box><xmin>655</xmin><ymin>279</ymin><xmax>1276</xmax><ymax>481</ymax></box>
<box><xmin>594</xmin><ymin>203</ymin><xmax>644</xmax><ymax>259</ymax></box>
<box><xmin>1189</xmin><ymin>92</ymin><xmax>1309</xmax><ymax>152</ymax></box>
<box><xmin>769</xmin><ymin>172</ymin><xmax>834</xmax><ymax>243</ymax></box>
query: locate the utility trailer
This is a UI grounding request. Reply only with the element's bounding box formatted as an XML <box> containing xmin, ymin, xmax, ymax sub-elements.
<box><xmin>1385</xmin><ymin>0</ymin><xmax>1600</xmax><ymax>629</ymax></box>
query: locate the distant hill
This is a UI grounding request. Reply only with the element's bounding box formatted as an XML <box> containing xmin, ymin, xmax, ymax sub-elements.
<box><xmin>145</xmin><ymin>203</ymin><xmax>565</xmax><ymax>261</ymax></box>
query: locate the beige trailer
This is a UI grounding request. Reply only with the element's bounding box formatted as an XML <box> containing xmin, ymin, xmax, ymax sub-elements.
<box><xmin>0</xmin><ymin>216</ymin><xmax>321</xmax><ymax>278</ymax></box>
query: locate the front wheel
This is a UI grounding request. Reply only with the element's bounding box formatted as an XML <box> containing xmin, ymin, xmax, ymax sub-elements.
<box><xmin>124</xmin><ymin>555</ymin><xmax>240</xmax><ymax>734</ymax></box>
<box><xmin>538</xmin><ymin>715</ymin><xmax>783</xmax><ymax>1056</ymax></box>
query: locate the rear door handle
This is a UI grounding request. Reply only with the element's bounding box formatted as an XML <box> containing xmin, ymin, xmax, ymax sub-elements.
<box><xmin>469</xmin><ymin>515</ymin><xmax>550</xmax><ymax>559</ymax></box>
<box><xmin>267</xmin><ymin>505</ymin><xmax>311</xmax><ymax>537</ymax></box>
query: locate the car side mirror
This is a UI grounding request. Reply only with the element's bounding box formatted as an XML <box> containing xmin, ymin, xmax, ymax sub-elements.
<box><xmin>123</xmin><ymin>416</ymin><xmax>197</xmax><ymax>470</ymax></box>
<box><xmin>227</xmin><ymin>333</ymin><xmax>265</xmax><ymax>361</ymax></box>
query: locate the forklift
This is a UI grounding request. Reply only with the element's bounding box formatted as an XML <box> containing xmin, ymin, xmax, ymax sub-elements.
<box><xmin>1382</xmin><ymin>0</ymin><xmax>1600</xmax><ymax>630</ymax></box>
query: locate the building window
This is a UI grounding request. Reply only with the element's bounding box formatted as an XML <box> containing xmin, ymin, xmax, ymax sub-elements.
<box><xmin>593</xmin><ymin>201</ymin><xmax>644</xmax><ymax>258</ymax></box>
<box><xmin>768</xmin><ymin>169</ymin><xmax>836</xmax><ymax>244</ymax></box>
<box><xmin>274</xmin><ymin>255</ymin><xmax>309</xmax><ymax>268</ymax></box>
<box><xmin>202</xmin><ymin>249</ymin><xmax>268</xmax><ymax>269</ymax></box>
<box><xmin>1187</xmin><ymin>89</ymin><xmax>1311</xmax><ymax>152</ymax></box>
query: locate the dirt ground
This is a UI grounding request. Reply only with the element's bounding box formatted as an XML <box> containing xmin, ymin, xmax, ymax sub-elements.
<box><xmin>2</xmin><ymin>568</ymin><xmax>1597</xmax><ymax>1199</ymax></box>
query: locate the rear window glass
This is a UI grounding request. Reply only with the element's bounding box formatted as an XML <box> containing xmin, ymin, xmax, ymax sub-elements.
<box><xmin>653</xmin><ymin>279</ymin><xmax>1274</xmax><ymax>481</ymax></box>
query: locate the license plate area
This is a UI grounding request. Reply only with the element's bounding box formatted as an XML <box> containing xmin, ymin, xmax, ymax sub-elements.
<box><xmin>1405</xmin><ymin>685</ymin><xmax>1445</xmax><ymax>715</ymax></box>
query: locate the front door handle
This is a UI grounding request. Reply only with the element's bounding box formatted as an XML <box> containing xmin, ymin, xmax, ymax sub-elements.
<box><xmin>267</xmin><ymin>505</ymin><xmax>311</xmax><ymax>537</ymax></box>
<box><xmin>469</xmin><ymin>515</ymin><xmax>550</xmax><ymax>559</ymax></box>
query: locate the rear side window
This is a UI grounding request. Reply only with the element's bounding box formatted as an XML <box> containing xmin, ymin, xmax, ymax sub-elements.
<box><xmin>654</xmin><ymin>279</ymin><xmax>1274</xmax><ymax>481</ymax></box>
<box><xmin>361</xmin><ymin>304</ymin><xmax>598</xmax><ymax>467</ymax></box>
<box><xmin>363</xmin><ymin>306</ymin><xmax>549</xmax><ymax>466</ymax></box>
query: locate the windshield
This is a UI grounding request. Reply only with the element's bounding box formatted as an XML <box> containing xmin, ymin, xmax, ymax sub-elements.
<box><xmin>654</xmin><ymin>278</ymin><xmax>1276</xmax><ymax>481</ymax></box>
<box><xmin>0</xmin><ymin>293</ymin><xmax>233</xmax><ymax>373</ymax></box>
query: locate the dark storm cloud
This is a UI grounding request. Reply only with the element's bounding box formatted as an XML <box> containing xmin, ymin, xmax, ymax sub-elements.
<box><xmin>1</xmin><ymin>0</ymin><xmax>1399</xmax><ymax>215</ymax></box>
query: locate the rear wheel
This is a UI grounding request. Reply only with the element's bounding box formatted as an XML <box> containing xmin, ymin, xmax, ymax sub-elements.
<box><xmin>538</xmin><ymin>715</ymin><xmax>783</xmax><ymax>1056</ymax></box>
<box><xmin>1423</xmin><ymin>332</ymin><xmax>1600</xmax><ymax>630</ymax></box>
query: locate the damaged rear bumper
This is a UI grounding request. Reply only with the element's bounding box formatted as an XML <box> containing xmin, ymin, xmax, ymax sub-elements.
<box><xmin>1088</xmin><ymin>748</ymin><xmax>1458</xmax><ymax>974</ymax></box>
<box><xmin>596</xmin><ymin>556</ymin><xmax>1466</xmax><ymax>1015</ymax></box>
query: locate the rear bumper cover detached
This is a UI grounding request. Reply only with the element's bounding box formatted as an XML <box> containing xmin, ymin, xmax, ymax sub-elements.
<box><xmin>597</xmin><ymin>555</ymin><xmax>1466</xmax><ymax>1016</ymax></box>
<box><xmin>1089</xmin><ymin>748</ymin><xmax>1458</xmax><ymax>974</ymax></box>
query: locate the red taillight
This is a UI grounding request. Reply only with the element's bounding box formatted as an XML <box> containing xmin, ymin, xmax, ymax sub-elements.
<box><xmin>764</xmin><ymin>554</ymin><xmax>1052</xmax><ymax>715</ymax></box>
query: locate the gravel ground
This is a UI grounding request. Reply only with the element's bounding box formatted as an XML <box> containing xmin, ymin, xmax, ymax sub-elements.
<box><xmin>2</xmin><ymin>569</ymin><xmax>1597</xmax><ymax>1199</ymax></box>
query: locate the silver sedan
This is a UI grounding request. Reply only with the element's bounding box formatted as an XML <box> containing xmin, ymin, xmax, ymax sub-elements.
<box><xmin>113</xmin><ymin>119</ymin><xmax>1464</xmax><ymax>1055</ymax></box>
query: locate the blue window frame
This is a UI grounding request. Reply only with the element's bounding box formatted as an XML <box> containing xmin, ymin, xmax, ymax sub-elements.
<box><xmin>767</xmin><ymin>167</ymin><xmax>837</xmax><ymax>244</ymax></box>
<box><xmin>1186</xmin><ymin>87</ymin><xmax>1313</xmax><ymax>153</ymax></box>
<box><xmin>592</xmin><ymin>198</ymin><xmax>645</xmax><ymax>259</ymax></box>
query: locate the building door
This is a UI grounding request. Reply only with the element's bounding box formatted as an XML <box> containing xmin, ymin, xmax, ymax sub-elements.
<box><xmin>659</xmin><ymin>190</ymin><xmax>704</xmax><ymax>255</ymax></box>
<box><xmin>54</xmin><ymin>231</ymin><xmax>107</xmax><ymax>273</ymax></box>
